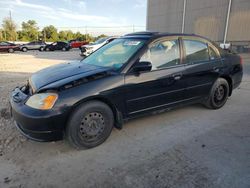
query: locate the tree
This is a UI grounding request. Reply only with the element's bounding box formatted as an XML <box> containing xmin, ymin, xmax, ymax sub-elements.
<box><xmin>58</xmin><ymin>30</ymin><xmax>67</xmax><ymax>41</ymax></box>
<box><xmin>0</xmin><ymin>29</ymin><xmax>4</xmax><ymax>41</ymax></box>
<box><xmin>84</xmin><ymin>33</ymin><xmax>94</xmax><ymax>42</ymax></box>
<box><xmin>2</xmin><ymin>17</ymin><xmax>17</xmax><ymax>41</ymax></box>
<box><xmin>42</xmin><ymin>25</ymin><xmax>58</xmax><ymax>42</ymax></box>
<box><xmin>58</xmin><ymin>30</ymin><xmax>74</xmax><ymax>41</ymax></box>
<box><xmin>20</xmin><ymin>20</ymin><xmax>39</xmax><ymax>41</ymax></box>
<box><xmin>96</xmin><ymin>34</ymin><xmax>107</xmax><ymax>39</ymax></box>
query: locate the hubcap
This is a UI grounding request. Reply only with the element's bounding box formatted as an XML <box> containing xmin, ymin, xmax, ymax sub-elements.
<box><xmin>214</xmin><ymin>84</ymin><xmax>226</xmax><ymax>104</ymax></box>
<box><xmin>79</xmin><ymin>112</ymin><xmax>105</xmax><ymax>141</ymax></box>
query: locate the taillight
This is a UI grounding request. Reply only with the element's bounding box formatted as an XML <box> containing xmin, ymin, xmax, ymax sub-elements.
<box><xmin>240</xmin><ymin>56</ymin><xmax>243</xmax><ymax>65</ymax></box>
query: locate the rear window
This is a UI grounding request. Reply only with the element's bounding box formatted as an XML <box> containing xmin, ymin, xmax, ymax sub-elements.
<box><xmin>183</xmin><ymin>40</ymin><xmax>209</xmax><ymax>64</ymax></box>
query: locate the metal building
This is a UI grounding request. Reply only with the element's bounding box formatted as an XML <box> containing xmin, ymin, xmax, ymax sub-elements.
<box><xmin>146</xmin><ymin>0</ymin><xmax>250</xmax><ymax>50</ymax></box>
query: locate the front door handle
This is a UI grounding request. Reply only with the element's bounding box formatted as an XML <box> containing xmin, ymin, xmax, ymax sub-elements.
<box><xmin>172</xmin><ymin>74</ymin><xmax>182</xmax><ymax>80</ymax></box>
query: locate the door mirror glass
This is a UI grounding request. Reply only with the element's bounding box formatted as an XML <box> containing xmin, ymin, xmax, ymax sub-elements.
<box><xmin>133</xmin><ymin>61</ymin><xmax>152</xmax><ymax>72</ymax></box>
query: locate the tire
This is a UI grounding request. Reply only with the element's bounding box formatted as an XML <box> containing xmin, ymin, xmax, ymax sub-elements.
<box><xmin>66</xmin><ymin>101</ymin><xmax>114</xmax><ymax>149</ymax></box>
<box><xmin>62</xmin><ymin>47</ymin><xmax>66</xmax><ymax>51</ymax></box>
<box><xmin>22</xmin><ymin>47</ymin><xmax>28</xmax><ymax>52</ymax></box>
<box><xmin>8</xmin><ymin>48</ymin><xmax>14</xmax><ymax>53</ymax></box>
<box><xmin>204</xmin><ymin>78</ymin><xmax>229</xmax><ymax>109</ymax></box>
<box><xmin>45</xmin><ymin>48</ymin><xmax>50</xmax><ymax>51</ymax></box>
<box><xmin>39</xmin><ymin>47</ymin><xmax>44</xmax><ymax>51</ymax></box>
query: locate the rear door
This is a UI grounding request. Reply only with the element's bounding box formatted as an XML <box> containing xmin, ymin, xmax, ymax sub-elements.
<box><xmin>181</xmin><ymin>37</ymin><xmax>222</xmax><ymax>98</ymax></box>
<box><xmin>57</xmin><ymin>42</ymin><xmax>64</xmax><ymax>50</ymax></box>
<box><xmin>124</xmin><ymin>37</ymin><xmax>187</xmax><ymax>116</ymax></box>
<box><xmin>28</xmin><ymin>42</ymin><xmax>36</xmax><ymax>49</ymax></box>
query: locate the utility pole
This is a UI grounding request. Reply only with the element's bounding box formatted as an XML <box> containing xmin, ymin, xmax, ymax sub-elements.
<box><xmin>9</xmin><ymin>10</ymin><xmax>12</xmax><ymax>20</ymax></box>
<box><xmin>4</xmin><ymin>30</ymin><xmax>6</xmax><ymax>40</ymax></box>
<box><xmin>181</xmin><ymin>0</ymin><xmax>187</xmax><ymax>33</ymax></box>
<box><xmin>9</xmin><ymin>10</ymin><xmax>13</xmax><ymax>41</ymax></box>
<box><xmin>223</xmin><ymin>0</ymin><xmax>232</xmax><ymax>44</ymax></box>
<box><xmin>43</xmin><ymin>30</ymin><xmax>46</xmax><ymax>42</ymax></box>
<box><xmin>85</xmin><ymin>26</ymin><xmax>87</xmax><ymax>35</ymax></box>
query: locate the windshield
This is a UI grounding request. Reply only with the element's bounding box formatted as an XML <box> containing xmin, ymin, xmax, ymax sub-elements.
<box><xmin>81</xmin><ymin>38</ymin><xmax>145</xmax><ymax>70</ymax></box>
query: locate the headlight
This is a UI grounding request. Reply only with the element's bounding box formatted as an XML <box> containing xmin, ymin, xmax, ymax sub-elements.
<box><xmin>25</xmin><ymin>93</ymin><xmax>58</xmax><ymax>110</ymax></box>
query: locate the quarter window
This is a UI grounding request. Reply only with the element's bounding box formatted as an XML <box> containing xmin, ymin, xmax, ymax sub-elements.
<box><xmin>183</xmin><ymin>40</ymin><xmax>209</xmax><ymax>64</ymax></box>
<box><xmin>140</xmin><ymin>39</ymin><xmax>180</xmax><ymax>70</ymax></box>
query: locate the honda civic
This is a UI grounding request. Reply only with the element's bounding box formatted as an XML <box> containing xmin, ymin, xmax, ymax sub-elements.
<box><xmin>10</xmin><ymin>32</ymin><xmax>243</xmax><ymax>149</ymax></box>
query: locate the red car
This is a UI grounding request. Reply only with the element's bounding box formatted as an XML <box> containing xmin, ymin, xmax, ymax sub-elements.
<box><xmin>69</xmin><ymin>40</ymin><xmax>88</xmax><ymax>48</ymax></box>
<box><xmin>0</xmin><ymin>41</ymin><xmax>19</xmax><ymax>53</ymax></box>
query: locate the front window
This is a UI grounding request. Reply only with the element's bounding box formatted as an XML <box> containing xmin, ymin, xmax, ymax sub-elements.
<box><xmin>140</xmin><ymin>39</ymin><xmax>180</xmax><ymax>70</ymax></box>
<box><xmin>81</xmin><ymin>38</ymin><xmax>145</xmax><ymax>70</ymax></box>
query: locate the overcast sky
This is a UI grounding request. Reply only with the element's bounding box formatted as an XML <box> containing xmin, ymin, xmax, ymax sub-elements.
<box><xmin>0</xmin><ymin>0</ymin><xmax>147</xmax><ymax>35</ymax></box>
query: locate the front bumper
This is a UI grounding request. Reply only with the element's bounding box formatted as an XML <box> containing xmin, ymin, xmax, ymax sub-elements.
<box><xmin>14</xmin><ymin>121</ymin><xmax>62</xmax><ymax>142</ymax></box>
<box><xmin>10</xmin><ymin>88</ymin><xmax>67</xmax><ymax>142</ymax></box>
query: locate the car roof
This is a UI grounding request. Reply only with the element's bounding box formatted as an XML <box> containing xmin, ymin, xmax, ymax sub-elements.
<box><xmin>122</xmin><ymin>31</ymin><xmax>211</xmax><ymax>41</ymax></box>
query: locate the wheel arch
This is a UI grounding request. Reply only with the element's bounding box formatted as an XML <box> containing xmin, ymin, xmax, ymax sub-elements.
<box><xmin>220</xmin><ymin>75</ymin><xmax>233</xmax><ymax>96</ymax></box>
<box><xmin>67</xmin><ymin>96</ymin><xmax>123</xmax><ymax>130</ymax></box>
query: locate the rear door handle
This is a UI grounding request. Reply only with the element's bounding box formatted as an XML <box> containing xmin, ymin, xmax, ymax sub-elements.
<box><xmin>213</xmin><ymin>67</ymin><xmax>220</xmax><ymax>72</ymax></box>
<box><xmin>172</xmin><ymin>74</ymin><xmax>182</xmax><ymax>80</ymax></box>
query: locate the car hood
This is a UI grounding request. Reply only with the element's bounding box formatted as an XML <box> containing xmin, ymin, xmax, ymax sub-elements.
<box><xmin>30</xmin><ymin>61</ymin><xmax>111</xmax><ymax>92</ymax></box>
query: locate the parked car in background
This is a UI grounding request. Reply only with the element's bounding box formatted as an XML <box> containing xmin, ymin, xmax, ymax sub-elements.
<box><xmin>19</xmin><ymin>41</ymin><xmax>46</xmax><ymax>52</ymax></box>
<box><xmin>10</xmin><ymin>32</ymin><xmax>243</xmax><ymax>149</ymax></box>
<box><xmin>44</xmin><ymin>41</ymin><xmax>71</xmax><ymax>51</ymax></box>
<box><xmin>0</xmin><ymin>41</ymin><xmax>19</xmax><ymax>53</ymax></box>
<box><xmin>80</xmin><ymin>36</ymin><xmax>118</xmax><ymax>56</ymax></box>
<box><xmin>69</xmin><ymin>39</ymin><xmax>89</xmax><ymax>49</ymax></box>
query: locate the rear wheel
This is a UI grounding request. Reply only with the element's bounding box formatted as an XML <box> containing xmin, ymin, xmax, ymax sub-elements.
<box><xmin>66</xmin><ymin>101</ymin><xmax>114</xmax><ymax>149</ymax></box>
<box><xmin>45</xmin><ymin>47</ymin><xmax>50</xmax><ymax>51</ymax></box>
<box><xmin>62</xmin><ymin>47</ymin><xmax>66</xmax><ymax>51</ymax></box>
<box><xmin>39</xmin><ymin>47</ymin><xmax>44</xmax><ymax>51</ymax></box>
<box><xmin>204</xmin><ymin>78</ymin><xmax>229</xmax><ymax>109</ymax></box>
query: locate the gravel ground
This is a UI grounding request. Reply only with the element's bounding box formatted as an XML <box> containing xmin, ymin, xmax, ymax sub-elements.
<box><xmin>0</xmin><ymin>50</ymin><xmax>249</xmax><ymax>188</ymax></box>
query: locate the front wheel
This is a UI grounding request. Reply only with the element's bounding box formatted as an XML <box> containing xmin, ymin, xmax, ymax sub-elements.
<box><xmin>22</xmin><ymin>47</ymin><xmax>28</xmax><ymax>52</ymax></box>
<box><xmin>66</xmin><ymin>101</ymin><xmax>114</xmax><ymax>149</ymax></box>
<box><xmin>8</xmin><ymin>48</ymin><xmax>14</xmax><ymax>53</ymax></box>
<box><xmin>204</xmin><ymin>78</ymin><xmax>229</xmax><ymax>109</ymax></box>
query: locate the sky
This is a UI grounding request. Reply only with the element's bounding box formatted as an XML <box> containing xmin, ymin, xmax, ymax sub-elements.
<box><xmin>0</xmin><ymin>0</ymin><xmax>147</xmax><ymax>36</ymax></box>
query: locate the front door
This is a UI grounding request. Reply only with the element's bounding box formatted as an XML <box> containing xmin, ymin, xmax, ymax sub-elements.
<box><xmin>124</xmin><ymin>38</ymin><xmax>187</xmax><ymax>117</ymax></box>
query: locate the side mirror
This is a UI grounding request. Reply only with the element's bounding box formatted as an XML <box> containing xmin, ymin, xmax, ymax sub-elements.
<box><xmin>133</xmin><ymin>61</ymin><xmax>152</xmax><ymax>72</ymax></box>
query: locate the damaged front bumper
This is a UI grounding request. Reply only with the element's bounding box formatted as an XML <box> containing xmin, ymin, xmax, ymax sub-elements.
<box><xmin>10</xmin><ymin>87</ymin><xmax>65</xmax><ymax>142</ymax></box>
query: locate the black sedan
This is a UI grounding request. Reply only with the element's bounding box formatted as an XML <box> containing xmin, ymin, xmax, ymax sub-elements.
<box><xmin>44</xmin><ymin>41</ymin><xmax>70</xmax><ymax>51</ymax></box>
<box><xmin>10</xmin><ymin>32</ymin><xmax>243</xmax><ymax>149</ymax></box>
<box><xmin>0</xmin><ymin>41</ymin><xmax>19</xmax><ymax>53</ymax></box>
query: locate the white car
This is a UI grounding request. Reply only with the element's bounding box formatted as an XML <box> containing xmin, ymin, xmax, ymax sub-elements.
<box><xmin>80</xmin><ymin>37</ymin><xmax>118</xmax><ymax>56</ymax></box>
